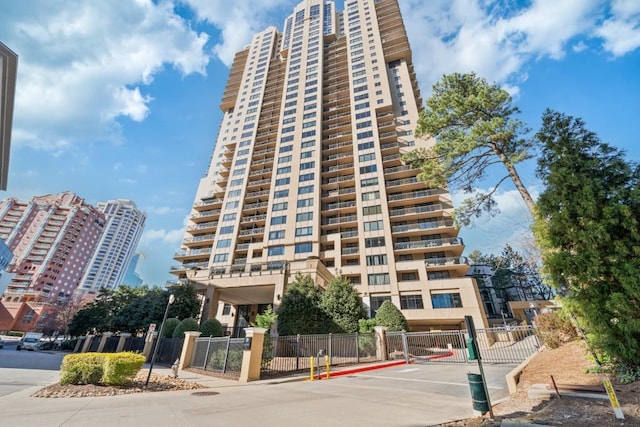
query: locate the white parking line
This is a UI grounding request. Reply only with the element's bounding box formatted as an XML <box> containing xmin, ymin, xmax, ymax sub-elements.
<box><xmin>356</xmin><ymin>374</ymin><xmax>503</xmax><ymax>390</ymax></box>
<box><xmin>396</xmin><ymin>368</ymin><xmax>420</xmax><ymax>373</ymax></box>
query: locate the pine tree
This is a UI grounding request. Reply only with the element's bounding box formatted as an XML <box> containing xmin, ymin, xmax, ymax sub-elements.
<box><xmin>534</xmin><ymin>109</ymin><xmax>640</xmax><ymax>366</ymax></box>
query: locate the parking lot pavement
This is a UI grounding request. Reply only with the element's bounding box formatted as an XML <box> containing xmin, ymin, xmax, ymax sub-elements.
<box><xmin>0</xmin><ymin>346</ymin><xmax>66</xmax><ymax>397</ymax></box>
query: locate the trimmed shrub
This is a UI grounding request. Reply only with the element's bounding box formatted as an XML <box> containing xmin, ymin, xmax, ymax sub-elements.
<box><xmin>60</xmin><ymin>338</ymin><xmax>79</xmax><ymax>351</ymax></box>
<box><xmin>60</xmin><ymin>352</ymin><xmax>146</xmax><ymax>386</ymax></box>
<box><xmin>200</xmin><ymin>318</ymin><xmax>224</xmax><ymax>337</ymax></box>
<box><xmin>173</xmin><ymin>317</ymin><xmax>199</xmax><ymax>338</ymax></box>
<box><xmin>102</xmin><ymin>352</ymin><xmax>146</xmax><ymax>385</ymax></box>
<box><xmin>208</xmin><ymin>348</ymin><xmax>243</xmax><ymax>372</ymax></box>
<box><xmin>60</xmin><ymin>354</ymin><xmax>105</xmax><ymax>385</ymax></box>
<box><xmin>374</xmin><ymin>300</ymin><xmax>408</xmax><ymax>332</ymax></box>
<box><xmin>162</xmin><ymin>318</ymin><xmax>180</xmax><ymax>338</ymax></box>
<box><xmin>535</xmin><ymin>311</ymin><xmax>577</xmax><ymax>349</ymax></box>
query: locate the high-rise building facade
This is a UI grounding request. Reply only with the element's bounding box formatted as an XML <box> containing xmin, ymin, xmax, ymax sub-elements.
<box><xmin>0</xmin><ymin>192</ymin><xmax>105</xmax><ymax>303</ymax></box>
<box><xmin>0</xmin><ymin>41</ymin><xmax>18</xmax><ymax>190</ymax></box>
<box><xmin>74</xmin><ymin>199</ymin><xmax>146</xmax><ymax>298</ymax></box>
<box><xmin>172</xmin><ymin>0</ymin><xmax>487</xmax><ymax>331</ymax></box>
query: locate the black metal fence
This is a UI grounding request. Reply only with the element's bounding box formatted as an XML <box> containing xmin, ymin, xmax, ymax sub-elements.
<box><xmin>103</xmin><ymin>336</ymin><xmax>120</xmax><ymax>353</ymax></box>
<box><xmin>151</xmin><ymin>337</ymin><xmax>184</xmax><ymax>365</ymax></box>
<box><xmin>387</xmin><ymin>326</ymin><xmax>540</xmax><ymax>364</ymax></box>
<box><xmin>123</xmin><ymin>336</ymin><xmax>146</xmax><ymax>353</ymax></box>
<box><xmin>88</xmin><ymin>335</ymin><xmax>101</xmax><ymax>352</ymax></box>
<box><xmin>260</xmin><ymin>333</ymin><xmax>379</xmax><ymax>379</ymax></box>
<box><xmin>190</xmin><ymin>336</ymin><xmax>245</xmax><ymax>379</ymax></box>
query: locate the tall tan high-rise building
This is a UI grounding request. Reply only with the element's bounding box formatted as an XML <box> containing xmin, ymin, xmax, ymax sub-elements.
<box><xmin>172</xmin><ymin>0</ymin><xmax>487</xmax><ymax>332</ymax></box>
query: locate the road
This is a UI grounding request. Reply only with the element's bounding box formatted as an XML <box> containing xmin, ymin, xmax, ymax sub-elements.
<box><xmin>0</xmin><ymin>350</ymin><xmax>516</xmax><ymax>426</ymax></box>
<box><xmin>0</xmin><ymin>343</ymin><xmax>66</xmax><ymax>398</ymax></box>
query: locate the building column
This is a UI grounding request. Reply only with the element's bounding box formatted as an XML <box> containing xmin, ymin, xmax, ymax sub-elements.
<box><xmin>202</xmin><ymin>287</ymin><xmax>221</xmax><ymax>321</ymax></box>
<box><xmin>143</xmin><ymin>332</ymin><xmax>158</xmax><ymax>360</ymax></box>
<box><xmin>239</xmin><ymin>327</ymin><xmax>266</xmax><ymax>383</ymax></box>
<box><xmin>178</xmin><ymin>331</ymin><xmax>202</xmax><ymax>370</ymax></box>
<box><xmin>374</xmin><ymin>326</ymin><xmax>388</xmax><ymax>361</ymax></box>
<box><xmin>116</xmin><ymin>333</ymin><xmax>131</xmax><ymax>353</ymax></box>
<box><xmin>81</xmin><ymin>334</ymin><xmax>94</xmax><ymax>353</ymax></box>
<box><xmin>96</xmin><ymin>332</ymin><xmax>112</xmax><ymax>352</ymax></box>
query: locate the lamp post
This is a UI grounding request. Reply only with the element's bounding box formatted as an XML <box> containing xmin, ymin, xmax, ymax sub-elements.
<box><xmin>144</xmin><ymin>293</ymin><xmax>175</xmax><ymax>390</ymax></box>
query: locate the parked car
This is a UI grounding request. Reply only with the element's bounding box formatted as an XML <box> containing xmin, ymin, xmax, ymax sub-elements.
<box><xmin>17</xmin><ymin>332</ymin><xmax>43</xmax><ymax>351</ymax></box>
<box><xmin>0</xmin><ymin>338</ymin><xmax>5</xmax><ymax>349</ymax></box>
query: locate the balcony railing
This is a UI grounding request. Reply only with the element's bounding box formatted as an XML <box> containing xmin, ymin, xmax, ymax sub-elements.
<box><xmin>425</xmin><ymin>256</ymin><xmax>468</xmax><ymax>267</ymax></box>
<box><xmin>388</xmin><ymin>188</ymin><xmax>446</xmax><ymax>202</ymax></box>
<box><xmin>393</xmin><ymin>237</ymin><xmax>462</xmax><ymax>250</ymax></box>
<box><xmin>392</xmin><ymin>220</ymin><xmax>455</xmax><ymax>233</ymax></box>
<box><xmin>323</xmin><ymin>215</ymin><xmax>357</xmax><ymax>225</ymax></box>
<box><xmin>389</xmin><ymin>204</ymin><xmax>443</xmax><ymax>217</ymax></box>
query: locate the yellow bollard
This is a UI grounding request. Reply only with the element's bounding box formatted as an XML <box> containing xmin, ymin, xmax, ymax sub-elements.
<box><xmin>310</xmin><ymin>356</ymin><xmax>314</xmax><ymax>381</ymax></box>
<box><xmin>325</xmin><ymin>355</ymin><xmax>330</xmax><ymax>379</ymax></box>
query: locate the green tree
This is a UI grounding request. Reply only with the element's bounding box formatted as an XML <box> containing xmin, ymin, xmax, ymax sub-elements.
<box><xmin>374</xmin><ymin>300</ymin><xmax>408</xmax><ymax>332</ymax></box>
<box><xmin>162</xmin><ymin>318</ymin><xmax>180</xmax><ymax>338</ymax></box>
<box><xmin>320</xmin><ymin>275</ymin><xmax>367</xmax><ymax>333</ymax></box>
<box><xmin>112</xmin><ymin>287</ymin><xmax>167</xmax><ymax>334</ymax></box>
<box><xmin>252</xmin><ymin>305</ymin><xmax>277</xmax><ymax>331</ymax></box>
<box><xmin>276</xmin><ymin>273</ymin><xmax>336</xmax><ymax>335</ymax></box>
<box><xmin>403</xmin><ymin>72</ymin><xmax>535</xmax><ymax>225</ymax></box>
<box><xmin>168</xmin><ymin>281</ymin><xmax>201</xmax><ymax>320</ymax></box>
<box><xmin>200</xmin><ymin>318</ymin><xmax>224</xmax><ymax>337</ymax></box>
<box><xmin>173</xmin><ymin>317</ymin><xmax>200</xmax><ymax>338</ymax></box>
<box><xmin>533</xmin><ymin>109</ymin><xmax>640</xmax><ymax>366</ymax></box>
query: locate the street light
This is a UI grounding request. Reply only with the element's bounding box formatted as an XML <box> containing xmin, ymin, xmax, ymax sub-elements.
<box><xmin>144</xmin><ymin>293</ymin><xmax>175</xmax><ymax>390</ymax></box>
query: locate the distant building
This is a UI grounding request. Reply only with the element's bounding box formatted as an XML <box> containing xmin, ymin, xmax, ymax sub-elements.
<box><xmin>122</xmin><ymin>252</ymin><xmax>144</xmax><ymax>288</ymax></box>
<box><xmin>0</xmin><ymin>192</ymin><xmax>105</xmax><ymax>303</ymax></box>
<box><xmin>0</xmin><ymin>238</ymin><xmax>13</xmax><ymax>294</ymax></box>
<box><xmin>171</xmin><ymin>0</ymin><xmax>488</xmax><ymax>332</ymax></box>
<box><xmin>74</xmin><ymin>199</ymin><xmax>145</xmax><ymax>299</ymax></box>
<box><xmin>0</xmin><ymin>42</ymin><xmax>18</xmax><ymax>190</ymax></box>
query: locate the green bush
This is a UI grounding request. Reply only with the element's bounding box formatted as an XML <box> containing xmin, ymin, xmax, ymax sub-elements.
<box><xmin>60</xmin><ymin>352</ymin><xmax>145</xmax><ymax>386</ymax></box>
<box><xmin>60</xmin><ymin>354</ymin><xmax>105</xmax><ymax>385</ymax></box>
<box><xmin>172</xmin><ymin>317</ymin><xmax>200</xmax><ymax>338</ymax></box>
<box><xmin>534</xmin><ymin>311</ymin><xmax>577</xmax><ymax>349</ymax></box>
<box><xmin>208</xmin><ymin>348</ymin><xmax>243</xmax><ymax>372</ymax></box>
<box><xmin>60</xmin><ymin>338</ymin><xmax>79</xmax><ymax>351</ymax></box>
<box><xmin>102</xmin><ymin>352</ymin><xmax>146</xmax><ymax>385</ymax></box>
<box><xmin>162</xmin><ymin>318</ymin><xmax>180</xmax><ymax>338</ymax></box>
<box><xmin>7</xmin><ymin>331</ymin><xmax>24</xmax><ymax>337</ymax></box>
<box><xmin>374</xmin><ymin>301</ymin><xmax>408</xmax><ymax>332</ymax></box>
<box><xmin>200</xmin><ymin>318</ymin><xmax>224</xmax><ymax>337</ymax></box>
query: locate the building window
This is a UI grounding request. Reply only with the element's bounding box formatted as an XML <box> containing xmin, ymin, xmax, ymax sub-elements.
<box><xmin>295</xmin><ymin>226</ymin><xmax>312</xmax><ymax>236</ymax></box>
<box><xmin>217</xmin><ymin>239</ymin><xmax>231</xmax><ymax>248</ymax></box>
<box><xmin>428</xmin><ymin>271</ymin><xmax>451</xmax><ymax>280</ymax></box>
<box><xmin>295</xmin><ymin>242</ymin><xmax>312</xmax><ymax>253</ymax></box>
<box><xmin>360</xmin><ymin>164</ymin><xmax>377</xmax><ymax>174</ymax></box>
<box><xmin>361</xmin><ymin>191</ymin><xmax>379</xmax><ymax>201</ymax></box>
<box><xmin>368</xmin><ymin>273</ymin><xmax>390</xmax><ymax>285</ymax></box>
<box><xmin>273</xmin><ymin>202</ymin><xmax>288</xmax><ymax>211</ymax></box>
<box><xmin>269</xmin><ymin>230</ymin><xmax>285</xmax><ymax>240</ymax></box>
<box><xmin>296</xmin><ymin>212</ymin><xmax>313</xmax><ymax>221</ymax></box>
<box><xmin>222</xmin><ymin>303</ymin><xmax>232</xmax><ymax>315</ymax></box>
<box><xmin>364</xmin><ymin>220</ymin><xmax>383</xmax><ymax>231</ymax></box>
<box><xmin>213</xmin><ymin>254</ymin><xmax>228</xmax><ymax>263</ymax></box>
<box><xmin>431</xmin><ymin>292</ymin><xmax>463</xmax><ymax>308</ymax></box>
<box><xmin>365</xmin><ymin>237</ymin><xmax>385</xmax><ymax>248</ymax></box>
<box><xmin>366</xmin><ymin>254</ymin><xmax>387</xmax><ymax>266</ymax></box>
<box><xmin>401</xmin><ymin>294</ymin><xmax>424</xmax><ymax>310</ymax></box>
<box><xmin>274</xmin><ymin>189</ymin><xmax>289</xmax><ymax>198</ymax></box>
<box><xmin>363</xmin><ymin>205</ymin><xmax>382</xmax><ymax>215</ymax></box>
<box><xmin>271</xmin><ymin>216</ymin><xmax>286</xmax><ymax>225</ymax></box>
<box><xmin>297</xmin><ymin>198</ymin><xmax>313</xmax><ymax>208</ymax></box>
<box><xmin>268</xmin><ymin>245</ymin><xmax>285</xmax><ymax>256</ymax></box>
<box><xmin>400</xmin><ymin>272</ymin><xmax>418</xmax><ymax>281</ymax></box>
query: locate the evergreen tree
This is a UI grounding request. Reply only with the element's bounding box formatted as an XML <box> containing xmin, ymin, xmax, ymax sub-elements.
<box><xmin>200</xmin><ymin>318</ymin><xmax>224</xmax><ymax>337</ymax></box>
<box><xmin>533</xmin><ymin>109</ymin><xmax>640</xmax><ymax>366</ymax></box>
<box><xmin>374</xmin><ymin>300</ymin><xmax>408</xmax><ymax>332</ymax></box>
<box><xmin>276</xmin><ymin>273</ymin><xmax>336</xmax><ymax>335</ymax></box>
<box><xmin>404</xmin><ymin>72</ymin><xmax>536</xmax><ymax>225</ymax></box>
<box><xmin>172</xmin><ymin>317</ymin><xmax>200</xmax><ymax>338</ymax></box>
<box><xmin>320</xmin><ymin>275</ymin><xmax>367</xmax><ymax>333</ymax></box>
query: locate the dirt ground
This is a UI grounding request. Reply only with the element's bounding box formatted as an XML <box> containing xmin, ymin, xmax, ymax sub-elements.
<box><xmin>437</xmin><ymin>340</ymin><xmax>640</xmax><ymax>426</ymax></box>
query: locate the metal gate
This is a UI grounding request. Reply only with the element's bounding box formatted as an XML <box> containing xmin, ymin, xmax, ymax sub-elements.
<box><xmin>387</xmin><ymin>326</ymin><xmax>540</xmax><ymax>364</ymax></box>
<box><xmin>190</xmin><ymin>336</ymin><xmax>245</xmax><ymax>379</ymax></box>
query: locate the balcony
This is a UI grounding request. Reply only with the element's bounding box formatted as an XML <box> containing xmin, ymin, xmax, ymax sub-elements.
<box><xmin>342</xmin><ymin>247</ymin><xmax>359</xmax><ymax>255</ymax></box>
<box><xmin>394</xmin><ymin>237</ymin><xmax>462</xmax><ymax>251</ymax></box>
<box><xmin>322</xmin><ymin>201</ymin><xmax>356</xmax><ymax>211</ymax></box>
<box><xmin>190</xmin><ymin>210</ymin><xmax>221</xmax><ymax>223</ymax></box>
<box><xmin>186</xmin><ymin>221</ymin><xmax>218</xmax><ymax>232</ymax></box>
<box><xmin>322</xmin><ymin>174</ymin><xmax>355</xmax><ymax>185</ymax></box>
<box><xmin>322</xmin><ymin>187</ymin><xmax>356</xmax><ymax>198</ymax></box>
<box><xmin>392</xmin><ymin>220</ymin><xmax>455</xmax><ymax>234</ymax></box>
<box><xmin>425</xmin><ymin>256</ymin><xmax>468</xmax><ymax>267</ymax></box>
<box><xmin>238</xmin><ymin>227</ymin><xmax>265</xmax><ymax>236</ymax></box>
<box><xmin>389</xmin><ymin>204</ymin><xmax>444</xmax><ymax>217</ymax></box>
<box><xmin>322</xmin><ymin>215</ymin><xmax>357</xmax><ymax>225</ymax></box>
<box><xmin>241</xmin><ymin>214</ymin><xmax>267</xmax><ymax>223</ymax></box>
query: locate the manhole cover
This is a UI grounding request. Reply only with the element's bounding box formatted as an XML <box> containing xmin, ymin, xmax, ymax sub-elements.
<box><xmin>191</xmin><ymin>391</ymin><xmax>220</xmax><ymax>397</ymax></box>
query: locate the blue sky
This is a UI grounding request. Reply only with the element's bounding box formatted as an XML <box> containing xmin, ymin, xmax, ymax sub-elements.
<box><xmin>1</xmin><ymin>0</ymin><xmax>639</xmax><ymax>286</ymax></box>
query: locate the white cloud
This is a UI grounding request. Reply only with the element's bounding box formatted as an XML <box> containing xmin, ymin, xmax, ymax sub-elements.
<box><xmin>181</xmin><ymin>0</ymin><xmax>296</xmax><ymax>66</ymax></box>
<box><xmin>0</xmin><ymin>0</ymin><xmax>210</xmax><ymax>151</ymax></box>
<box><xmin>596</xmin><ymin>0</ymin><xmax>640</xmax><ymax>56</ymax></box>
<box><xmin>400</xmin><ymin>0</ymin><xmax>603</xmax><ymax>93</ymax></box>
<box><xmin>141</xmin><ymin>227</ymin><xmax>184</xmax><ymax>245</ymax></box>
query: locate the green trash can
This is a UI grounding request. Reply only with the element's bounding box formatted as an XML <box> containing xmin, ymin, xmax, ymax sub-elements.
<box><xmin>467</xmin><ymin>373</ymin><xmax>489</xmax><ymax>414</ymax></box>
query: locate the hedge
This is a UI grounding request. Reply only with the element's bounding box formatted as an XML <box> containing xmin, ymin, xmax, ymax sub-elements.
<box><xmin>60</xmin><ymin>352</ymin><xmax>146</xmax><ymax>386</ymax></box>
